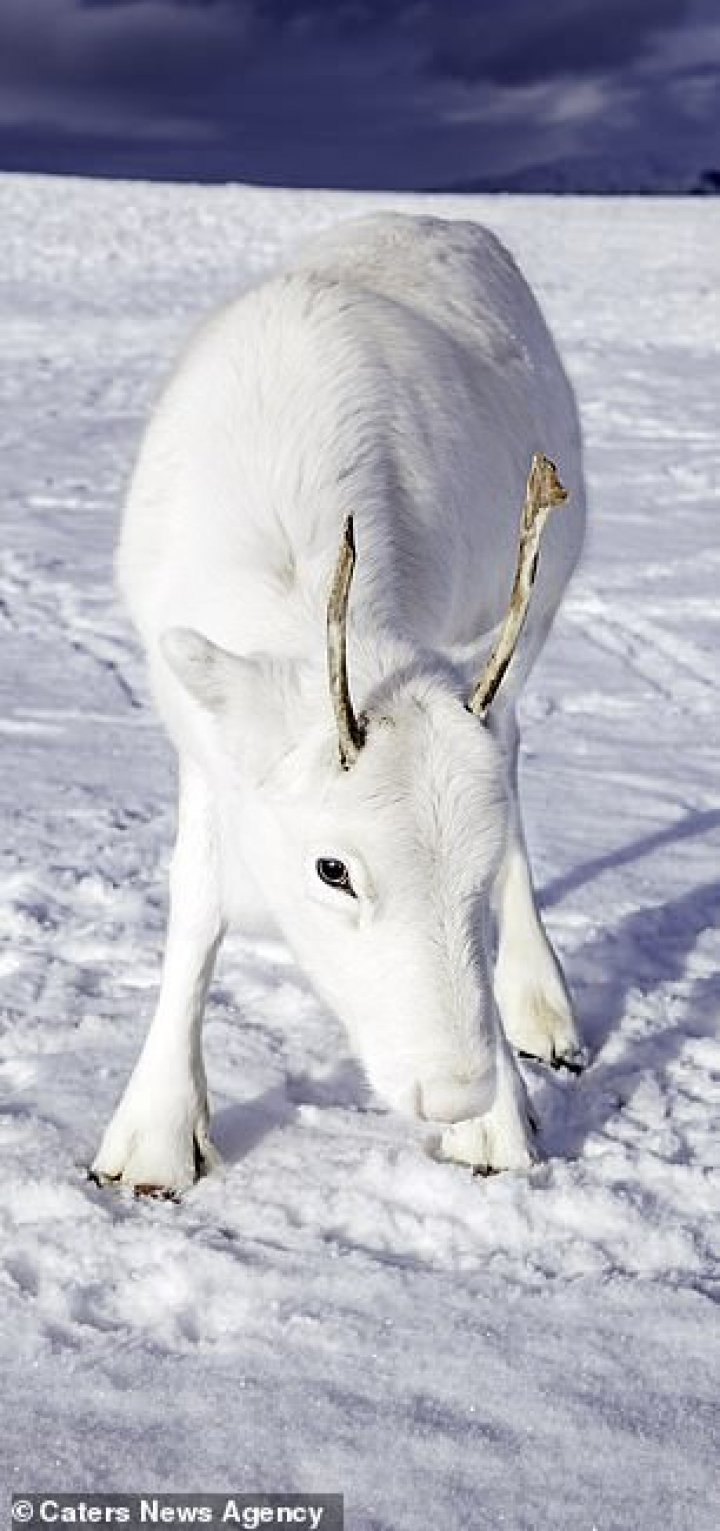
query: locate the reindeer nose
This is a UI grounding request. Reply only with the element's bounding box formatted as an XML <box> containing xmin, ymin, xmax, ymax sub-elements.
<box><xmin>418</xmin><ymin>1072</ymin><xmax>490</xmax><ymax>1123</ymax></box>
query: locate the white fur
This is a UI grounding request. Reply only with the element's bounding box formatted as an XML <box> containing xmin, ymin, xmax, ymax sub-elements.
<box><xmin>92</xmin><ymin>213</ymin><xmax>587</xmax><ymax>1192</ymax></box>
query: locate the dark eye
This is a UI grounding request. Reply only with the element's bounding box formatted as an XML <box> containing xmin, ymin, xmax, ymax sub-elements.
<box><xmin>316</xmin><ymin>857</ymin><xmax>356</xmax><ymax>897</ymax></box>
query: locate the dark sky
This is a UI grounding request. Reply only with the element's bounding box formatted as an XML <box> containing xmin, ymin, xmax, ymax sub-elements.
<box><xmin>1</xmin><ymin>0</ymin><xmax>719</xmax><ymax>190</ymax></box>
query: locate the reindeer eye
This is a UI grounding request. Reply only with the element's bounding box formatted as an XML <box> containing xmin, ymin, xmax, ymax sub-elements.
<box><xmin>316</xmin><ymin>857</ymin><xmax>356</xmax><ymax>896</ymax></box>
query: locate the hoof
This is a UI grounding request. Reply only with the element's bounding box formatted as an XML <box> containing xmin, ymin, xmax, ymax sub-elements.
<box><xmin>91</xmin><ymin>1094</ymin><xmax>219</xmax><ymax>1196</ymax></box>
<box><xmin>502</xmin><ymin>985</ymin><xmax>587</xmax><ymax>1076</ymax></box>
<box><xmin>440</xmin><ymin>1087</ymin><xmax>540</xmax><ymax>1175</ymax></box>
<box><xmin>133</xmin><ymin>1183</ymin><xmax>182</xmax><ymax>1203</ymax></box>
<box><xmin>550</xmin><ymin>1042</ymin><xmax>589</xmax><ymax>1075</ymax></box>
<box><xmin>519</xmin><ymin>1041</ymin><xmax>589</xmax><ymax>1075</ymax></box>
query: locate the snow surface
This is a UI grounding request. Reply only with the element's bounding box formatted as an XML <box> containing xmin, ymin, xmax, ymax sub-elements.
<box><xmin>1</xmin><ymin>176</ymin><xmax>719</xmax><ymax>1528</ymax></box>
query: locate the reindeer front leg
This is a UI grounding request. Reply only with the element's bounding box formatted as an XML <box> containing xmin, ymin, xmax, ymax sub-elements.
<box><xmin>492</xmin><ymin>712</ymin><xmax>586</xmax><ymax>1072</ymax></box>
<box><xmin>92</xmin><ymin>758</ymin><xmax>225</xmax><ymax>1193</ymax></box>
<box><xmin>464</xmin><ymin>453</ymin><xmax>584</xmax><ymax>1070</ymax></box>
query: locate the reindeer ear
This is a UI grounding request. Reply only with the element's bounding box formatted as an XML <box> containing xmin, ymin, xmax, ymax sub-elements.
<box><xmin>160</xmin><ymin>627</ymin><xmax>301</xmax><ymax>781</ymax></box>
<box><xmin>161</xmin><ymin>628</ymin><xmax>249</xmax><ymax>711</ymax></box>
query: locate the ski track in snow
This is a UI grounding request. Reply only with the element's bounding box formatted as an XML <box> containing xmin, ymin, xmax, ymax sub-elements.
<box><xmin>1</xmin><ymin>178</ymin><xmax>719</xmax><ymax>1528</ymax></box>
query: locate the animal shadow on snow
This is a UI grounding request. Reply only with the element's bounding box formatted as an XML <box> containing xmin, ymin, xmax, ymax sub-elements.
<box><xmin>536</xmin><ymin>806</ymin><xmax>720</xmax><ymax>1161</ymax></box>
<box><xmin>212</xmin><ymin>1060</ymin><xmax>369</xmax><ymax>1165</ymax></box>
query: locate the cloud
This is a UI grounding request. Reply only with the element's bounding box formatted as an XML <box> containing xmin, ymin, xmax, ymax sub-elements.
<box><xmin>0</xmin><ymin>0</ymin><xmax>717</xmax><ymax>189</ymax></box>
<box><xmin>0</xmin><ymin>1</ymin><xmax>257</xmax><ymax>128</ymax></box>
<box><xmin>426</xmin><ymin>0</ymin><xmax>691</xmax><ymax>86</ymax></box>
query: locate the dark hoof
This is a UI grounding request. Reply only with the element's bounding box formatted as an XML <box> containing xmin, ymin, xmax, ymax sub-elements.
<box><xmin>550</xmin><ymin>1045</ymin><xmax>588</xmax><ymax>1076</ymax></box>
<box><xmin>133</xmin><ymin>1183</ymin><xmax>181</xmax><ymax>1203</ymax></box>
<box><xmin>519</xmin><ymin>1046</ymin><xmax>588</xmax><ymax>1075</ymax></box>
<box><xmin>86</xmin><ymin>1166</ymin><xmax>120</xmax><ymax>1189</ymax></box>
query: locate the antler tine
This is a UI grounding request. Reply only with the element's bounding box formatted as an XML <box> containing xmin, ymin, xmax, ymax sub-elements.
<box><xmin>468</xmin><ymin>453</ymin><xmax>568</xmax><ymax>718</ymax></box>
<box><xmin>326</xmin><ymin>515</ymin><xmax>366</xmax><ymax>769</ymax></box>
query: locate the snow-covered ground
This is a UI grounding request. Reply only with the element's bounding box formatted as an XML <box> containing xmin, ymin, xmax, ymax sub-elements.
<box><xmin>1</xmin><ymin>176</ymin><xmax>719</xmax><ymax>1527</ymax></box>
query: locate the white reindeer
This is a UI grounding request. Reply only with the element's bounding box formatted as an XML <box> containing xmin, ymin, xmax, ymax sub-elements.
<box><xmin>92</xmin><ymin>213</ymin><xmax>587</xmax><ymax>1194</ymax></box>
